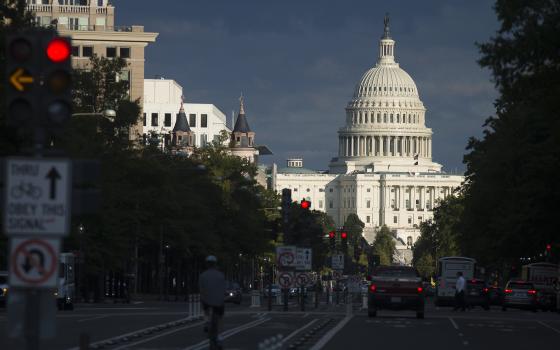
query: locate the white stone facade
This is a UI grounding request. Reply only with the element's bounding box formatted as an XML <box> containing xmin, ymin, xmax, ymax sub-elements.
<box><xmin>272</xmin><ymin>19</ymin><xmax>464</xmax><ymax>261</ymax></box>
<box><xmin>143</xmin><ymin>79</ymin><xmax>230</xmax><ymax>147</ymax></box>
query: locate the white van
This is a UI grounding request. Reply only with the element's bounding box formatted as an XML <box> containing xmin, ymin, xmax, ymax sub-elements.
<box><xmin>435</xmin><ymin>256</ymin><xmax>476</xmax><ymax>306</ymax></box>
<box><xmin>56</xmin><ymin>253</ymin><xmax>75</xmax><ymax>310</ymax></box>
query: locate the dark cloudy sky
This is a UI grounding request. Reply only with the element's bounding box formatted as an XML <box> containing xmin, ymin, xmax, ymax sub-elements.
<box><xmin>114</xmin><ymin>0</ymin><xmax>499</xmax><ymax>173</ymax></box>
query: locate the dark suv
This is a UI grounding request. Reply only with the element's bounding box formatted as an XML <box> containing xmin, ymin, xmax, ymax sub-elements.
<box><xmin>465</xmin><ymin>279</ymin><xmax>490</xmax><ymax>310</ymax></box>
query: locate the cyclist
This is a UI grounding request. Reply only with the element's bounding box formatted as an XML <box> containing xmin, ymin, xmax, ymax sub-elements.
<box><xmin>199</xmin><ymin>255</ymin><xmax>226</xmax><ymax>347</ymax></box>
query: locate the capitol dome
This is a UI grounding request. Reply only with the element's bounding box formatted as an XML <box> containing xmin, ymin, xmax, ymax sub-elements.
<box><xmin>329</xmin><ymin>15</ymin><xmax>442</xmax><ymax>174</ymax></box>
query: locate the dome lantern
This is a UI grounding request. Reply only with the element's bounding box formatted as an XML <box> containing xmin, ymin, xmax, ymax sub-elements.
<box><xmin>378</xmin><ymin>13</ymin><xmax>395</xmax><ymax>65</ymax></box>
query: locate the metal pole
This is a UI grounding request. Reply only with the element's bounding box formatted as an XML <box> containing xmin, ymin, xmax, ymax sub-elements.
<box><xmin>24</xmin><ymin>289</ymin><xmax>40</xmax><ymax>350</ymax></box>
<box><xmin>283</xmin><ymin>288</ymin><xmax>288</xmax><ymax>311</ymax></box>
<box><xmin>159</xmin><ymin>225</ymin><xmax>164</xmax><ymax>301</ymax></box>
<box><xmin>300</xmin><ymin>286</ymin><xmax>305</xmax><ymax>311</ymax></box>
<box><xmin>268</xmin><ymin>266</ymin><xmax>272</xmax><ymax>311</ymax></box>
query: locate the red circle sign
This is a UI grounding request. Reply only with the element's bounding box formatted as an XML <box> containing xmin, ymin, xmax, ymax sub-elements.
<box><xmin>11</xmin><ymin>239</ymin><xmax>58</xmax><ymax>285</ymax></box>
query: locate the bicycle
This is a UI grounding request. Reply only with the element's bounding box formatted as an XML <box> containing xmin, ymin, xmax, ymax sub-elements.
<box><xmin>207</xmin><ymin>306</ymin><xmax>222</xmax><ymax>350</ymax></box>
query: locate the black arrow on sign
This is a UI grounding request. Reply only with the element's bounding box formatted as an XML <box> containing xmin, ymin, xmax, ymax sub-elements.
<box><xmin>46</xmin><ymin>167</ymin><xmax>61</xmax><ymax>200</ymax></box>
<box><xmin>22</xmin><ymin>249</ymin><xmax>45</xmax><ymax>274</ymax></box>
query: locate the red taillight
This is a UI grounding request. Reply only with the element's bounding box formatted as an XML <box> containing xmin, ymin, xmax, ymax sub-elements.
<box><xmin>417</xmin><ymin>286</ymin><xmax>423</xmax><ymax>293</ymax></box>
<box><xmin>483</xmin><ymin>288</ymin><xmax>489</xmax><ymax>293</ymax></box>
<box><xmin>527</xmin><ymin>289</ymin><xmax>537</xmax><ymax>295</ymax></box>
<box><xmin>369</xmin><ymin>284</ymin><xmax>376</xmax><ymax>293</ymax></box>
<box><xmin>504</xmin><ymin>289</ymin><xmax>513</xmax><ymax>294</ymax></box>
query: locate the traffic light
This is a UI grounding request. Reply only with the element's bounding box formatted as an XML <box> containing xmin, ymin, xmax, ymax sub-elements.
<box><xmin>300</xmin><ymin>198</ymin><xmax>311</xmax><ymax>210</ymax></box>
<box><xmin>340</xmin><ymin>231</ymin><xmax>348</xmax><ymax>251</ymax></box>
<box><xmin>5</xmin><ymin>32</ymin><xmax>40</xmax><ymax>129</ymax></box>
<box><xmin>281</xmin><ymin>188</ymin><xmax>292</xmax><ymax>223</ymax></box>
<box><xmin>4</xmin><ymin>30</ymin><xmax>72</xmax><ymax>139</ymax></box>
<box><xmin>328</xmin><ymin>231</ymin><xmax>335</xmax><ymax>250</ymax></box>
<box><xmin>546</xmin><ymin>244</ymin><xmax>552</xmax><ymax>252</ymax></box>
<box><xmin>42</xmin><ymin>36</ymin><xmax>72</xmax><ymax>135</ymax></box>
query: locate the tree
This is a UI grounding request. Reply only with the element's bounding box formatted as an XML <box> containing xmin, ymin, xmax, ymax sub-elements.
<box><xmin>372</xmin><ymin>225</ymin><xmax>396</xmax><ymax>265</ymax></box>
<box><xmin>460</xmin><ymin>1</ymin><xmax>560</xmax><ymax>269</ymax></box>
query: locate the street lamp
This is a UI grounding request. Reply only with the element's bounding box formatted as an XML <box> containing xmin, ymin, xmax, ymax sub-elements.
<box><xmin>72</xmin><ymin>109</ymin><xmax>116</xmax><ymax>132</ymax></box>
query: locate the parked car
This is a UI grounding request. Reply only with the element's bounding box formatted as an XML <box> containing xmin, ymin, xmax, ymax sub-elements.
<box><xmin>224</xmin><ymin>281</ymin><xmax>242</xmax><ymax>304</ymax></box>
<box><xmin>466</xmin><ymin>278</ymin><xmax>490</xmax><ymax>310</ymax></box>
<box><xmin>502</xmin><ymin>280</ymin><xmax>538</xmax><ymax>312</ymax></box>
<box><xmin>0</xmin><ymin>271</ymin><xmax>8</xmax><ymax>306</ymax></box>
<box><xmin>263</xmin><ymin>284</ymin><xmax>281</xmax><ymax>298</ymax></box>
<box><xmin>368</xmin><ymin>266</ymin><xmax>425</xmax><ymax>319</ymax></box>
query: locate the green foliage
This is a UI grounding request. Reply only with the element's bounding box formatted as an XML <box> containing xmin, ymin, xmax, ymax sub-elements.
<box><xmin>461</xmin><ymin>0</ymin><xmax>560</xmax><ymax>269</ymax></box>
<box><xmin>372</xmin><ymin>225</ymin><xmax>395</xmax><ymax>265</ymax></box>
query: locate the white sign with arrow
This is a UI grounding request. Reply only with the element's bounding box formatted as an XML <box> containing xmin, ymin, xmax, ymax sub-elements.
<box><xmin>9</xmin><ymin>237</ymin><xmax>60</xmax><ymax>288</ymax></box>
<box><xmin>3</xmin><ymin>158</ymin><xmax>71</xmax><ymax>236</ymax></box>
<box><xmin>295</xmin><ymin>248</ymin><xmax>312</xmax><ymax>271</ymax></box>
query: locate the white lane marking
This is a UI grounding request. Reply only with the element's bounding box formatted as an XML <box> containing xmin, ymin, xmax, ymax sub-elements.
<box><xmin>309</xmin><ymin>316</ymin><xmax>353</xmax><ymax>350</ymax></box>
<box><xmin>183</xmin><ymin>317</ymin><xmax>271</xmax><ymax>350</ymax></box>
<box><xmin>66</xmin><ymin>316</ymin><xmax>198</xmax><ymax>350</ymax></box>
<box><xmin>77</xmin><ymin>315</ymin><xmax>109</xmax><ymax>323</ymax></box>
<box><xmin>449</xmin><ymin>317</ymin><xmax>459</xmax><ymax>330</ymax></box>
<box><xmin>282</xmin><ymin>319</ymin><xmax>318</xmax><ymax>344</ymax></box>
<box><xmin>538</xmin><ymin>321</ymin><xmax>560</xmax><ymax>335</ymax></box>
<box><xmin>76</xmin><ymin>307</ymin><xmax>158</xmax><ymax>311</ymax></box>
<box><xmin>111</xmin><ymin>321</ymin><xmax>205</xmax><ymax>350</ymax></box>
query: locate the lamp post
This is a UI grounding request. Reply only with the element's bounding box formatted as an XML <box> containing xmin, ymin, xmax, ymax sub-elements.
<box><xmin>72</xmin><ymin>109</ymin><xmax>116</xmax><ymax>133</ymax></box>
<box><xmin>78</xmin><ymin>223</ymin><xmax>85</xmax><ymax>302</ymax></box>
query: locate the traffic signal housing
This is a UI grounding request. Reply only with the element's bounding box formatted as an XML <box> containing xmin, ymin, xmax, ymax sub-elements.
<box><xmin>328</xmin><ymin>231</ymin><xmax>335</xmax><ymax>250</ymax></box>
<box><xmin>4</xmin><ymin>30</ymin><xmax>72</xmax><ymax>139</ymax></box>
<box><xmin>340</xmin><ymin>231</ymin><xmax>348</xmax><ymax>251</ymax></box>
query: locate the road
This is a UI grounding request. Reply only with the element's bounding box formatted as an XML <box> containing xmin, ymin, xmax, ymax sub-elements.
<box><xmin>1</xmin><ymin>296</ymin><xmax>559</xmax><ymax>349</ymax></box>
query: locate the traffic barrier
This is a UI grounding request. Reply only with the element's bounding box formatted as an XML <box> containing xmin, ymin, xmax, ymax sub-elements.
<box><xmin>258</xmin><ymin>334</ymin><xmax>284</xmax><ymax>350</ymax></box>
<box><xmin>251</xmin><ymin>290</ymin><xmax>261</xmax><ymax>308</ymax></box>
<box><xmin>276</xmin><ymin>293</ymin><xmax>282</xmax><ymax>305</ymax></box>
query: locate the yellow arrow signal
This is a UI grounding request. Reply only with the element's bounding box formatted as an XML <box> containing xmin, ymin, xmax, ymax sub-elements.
<box><xmin>10</xmin><ymin>68</ymin><xmax>34</xmax><ymax>92</ymax></box>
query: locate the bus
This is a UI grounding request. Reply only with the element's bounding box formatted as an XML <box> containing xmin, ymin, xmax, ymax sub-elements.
<box><xmin>56</xmin><ymin>252</ymin><xmax>75</xmax><ymax>310</ymax></box>
<box><xmin>435</xmin><ymin>256</ymin><xmax>476</xmax><ymax>306</ymax></box>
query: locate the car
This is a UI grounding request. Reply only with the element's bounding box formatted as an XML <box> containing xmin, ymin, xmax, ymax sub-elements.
<box><xmin>263</xmin><ymin>284</ymin><xmax>281</xmax><ymax>298</ymax></box>
<box><xmin>465</xmin><ymin>278</ymin><xmax>490</xmax><ymax>310</ymax></box>
<box><xmin>0</xmin><ymin>271</ymin><xmax>8</xmax><ymax>306</ymax></box>
<box><xmin>368</xmin><ymin>266</ymin><xmax>425</xmax><ymax>319</ymax></box>
<box><xmin>224</xmin><ymin>281</ymin><xmax>242</xmax><ymax>304</ymax></box>
<box><xmin>502</xmin><ymin>280</ymin><xmax>538</xmax><ymax>312</ymax></box>
<box><xmin>487</xmin><ymin>286</ymin><xmax>503</xmax><ymax>305</ymax></box>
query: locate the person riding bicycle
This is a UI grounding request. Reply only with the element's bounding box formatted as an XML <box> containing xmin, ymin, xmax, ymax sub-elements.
<box><xmin>199</xmin><ymin>255</ymin><xmax>226</xmax><ymax>345</ymax></box>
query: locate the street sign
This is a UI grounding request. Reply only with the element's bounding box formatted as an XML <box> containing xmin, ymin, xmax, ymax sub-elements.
<box><xmin>4</xmin><ymin>158</ymin><xmax>71</xmax><ymax>236</ymax></box>
<box><xmin>277</xmin><ymin>272</ymin><xmax>294</xmax><ymax>288</ymax></box>
<box><xmin>295</xmin><ymin>248</ymin><xmax>312</xmax><ymax>271</ymax></box>
<box><xmin>332</xmin><ymin>270</ymin><xmax>342</xmax><ymax>280</ymax></box>
<box><xmin>9</xmin><ymin>237</ymin><xmax>60</xmax><ymax>288</ymax></box>
<box><xmin>295</xmin><ymin>272</ymin><xmax>312</xmax><ymax>287</ymax></box>
<box><xmin>276</xmin><ymin>246</ymin><xmax>296</xmax><ymax>269</ymax></box>
<box><xmin>347</xmin><ymin>275</ymin><xmax>361</xmax><ymax>293</ymax></box>
<box><xmin>332</xmin><ymin>254</ymin><xmax>344</xmax><ymax>270</ymax></box>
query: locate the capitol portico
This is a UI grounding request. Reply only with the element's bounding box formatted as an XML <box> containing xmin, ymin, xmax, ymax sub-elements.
<box><xmin>271</xmin><ymin>16</ymin><xmax>463</xmax><ymax>263</ymax></box>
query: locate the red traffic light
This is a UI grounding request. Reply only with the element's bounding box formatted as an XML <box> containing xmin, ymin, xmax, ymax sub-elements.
<box><xmin>46</xmin><ymin>38</ymin><xmax>71</xmax><ymax>63</ymax></box>
<box><xmin>341</xmin><ymin>232</ymin><xmax>348</xmax><ymax>239</ymax></box>
<box><xmin>300</xmin><ymin>199</ymin><xmax>310</xmax><ymax>209</ymax></box>
<box><xmin>546</xmin><ymin>244</ymin><xmax>552</xmax><ymax>251</ymax></box>
<box><xmin>328</xmin><ymin>231</ymin><xmax>335</xmax><ymax>239</ymax></box>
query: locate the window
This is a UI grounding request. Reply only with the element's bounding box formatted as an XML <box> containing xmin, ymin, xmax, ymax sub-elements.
<box><xmin>319</xmin><ymin>188</ymin><xmax>324</xmax><ymax>192</ymax></box>
<box><xmin>393</xmin><ymin>216</ymin><xmax>398</xmax><ymax>224</ymax></box>
<box><xmin>390</xmin><ymin>114</ymin><xmax>394</xmax><ymax>123</ymax></box>
<box><xmin>189</xmin><ymin>114</ymin><xmax>196</xmax><ymax>127</ymax></box>
<box><xmin>377</xmin><ymin>114</ymin><xmax>381</xmax><ymax>123</ymax></box>
<box><xmin>82</xmin><ymin>46</ymin><xmax>93</xmax><ymax>57</ymax></box>
<box><xmin>408</xmin><ymin>217</ymin><xmax>412</xmax><ymax>224</ymax></box>
<box><xmin>418</xmin><ymin>216</ymin><xmax>423</xmax><ymax>222</ymax></box>
<box><xmin>293</xmin><ymin>188</ymin><xmax>298</xmax><ymax>192</ymax></box>
<box><xmin>201</xmin><ymin>114</ymin><xmax>208</xmax><ymax>128</ymax></box>
<box><xmin>407</xmin><ymin>236</ymin><xmax>413</xmax><ymax>246</ymax></box>
<box><xmin>329</xmin><ymin>188</ymin><xmax>333</xmax><ymax>193</ymax></box>
<box><xmin>200</xmin><ymin>134</ymin><xmax>207</xmax><ymax>146</ymax></box>
<box><xmin>366</xmin><ymin>200</ymin><xmax>371</xmax><ymax>208</ymax></box>
<box><xmin>151</xmin><ymin>113</ymin><xmax>158</xmax><ymax>126</ymax></box>
<box><xmin>68</xmin><ymin>17</ymin><xmax>79</xmax><ymax>30</ymax></box>
<box><xmin>119</xmin><ymin>47</ymin><xmax>130</xmax><ymax>58</ymax></box>
<box><xmin>366</xmin><ymin>216</ymin><xmax>371</xmax><ymax>223</ymax></box>
<box><xmin>143</xmin><ymin>113</ymin><xmax>146</xmax><ymax>126</ymax></box>
<box><xmin>106</xmin><ymin>47</ymin><xmax>117</xmax><ymax>58</ymax></box>
<box><xmin>329</xmin><ymin>200</ymin><xmax>333</xmax><ymax>209</ymax></box>
<box><xmin>164</xmin><ymin>113</ymin><xmax>171</xmax><ymax>127</ymax></box>
<box><xmin>319</xmin><ymin>200</ymin><xmax>323</xmax><ymax>209</ymax></box>
<box><xmin>71</xmin><ymin>46</ymin><xmax>79</xmax><ymax>56</ymax></box>
<box><xmin>306</xmin><ymin>188</ymin><xmax>310</xmax><ymax>192</ymax></box>
<box><xmin>384</xmin><ymin>114</ymin><xmax>387</xmax><ymax>123</ymax></box>
<box><xmin>367</xmin><ymin>188</ymin><xmax>371</xmax><ymax>192</ymax></box>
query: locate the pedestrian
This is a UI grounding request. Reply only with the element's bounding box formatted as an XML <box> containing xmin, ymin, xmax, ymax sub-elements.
<box><xmin>454</xmin><ymin>271</ymin><xmax>466</xmax><ymax>311</ymax></box>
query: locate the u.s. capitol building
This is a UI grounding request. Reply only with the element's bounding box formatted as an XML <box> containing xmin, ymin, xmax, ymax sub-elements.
<box><xmin>270</xmin><ymin>18</ymin><xmax>463</xmax><ymax>262</ymax></box>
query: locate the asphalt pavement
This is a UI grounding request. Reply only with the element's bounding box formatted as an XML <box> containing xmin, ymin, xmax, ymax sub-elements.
<box><xmin>0</xmin><ymin>296</ymin><xmax>559</xmax><ymax>350</ymax></box>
